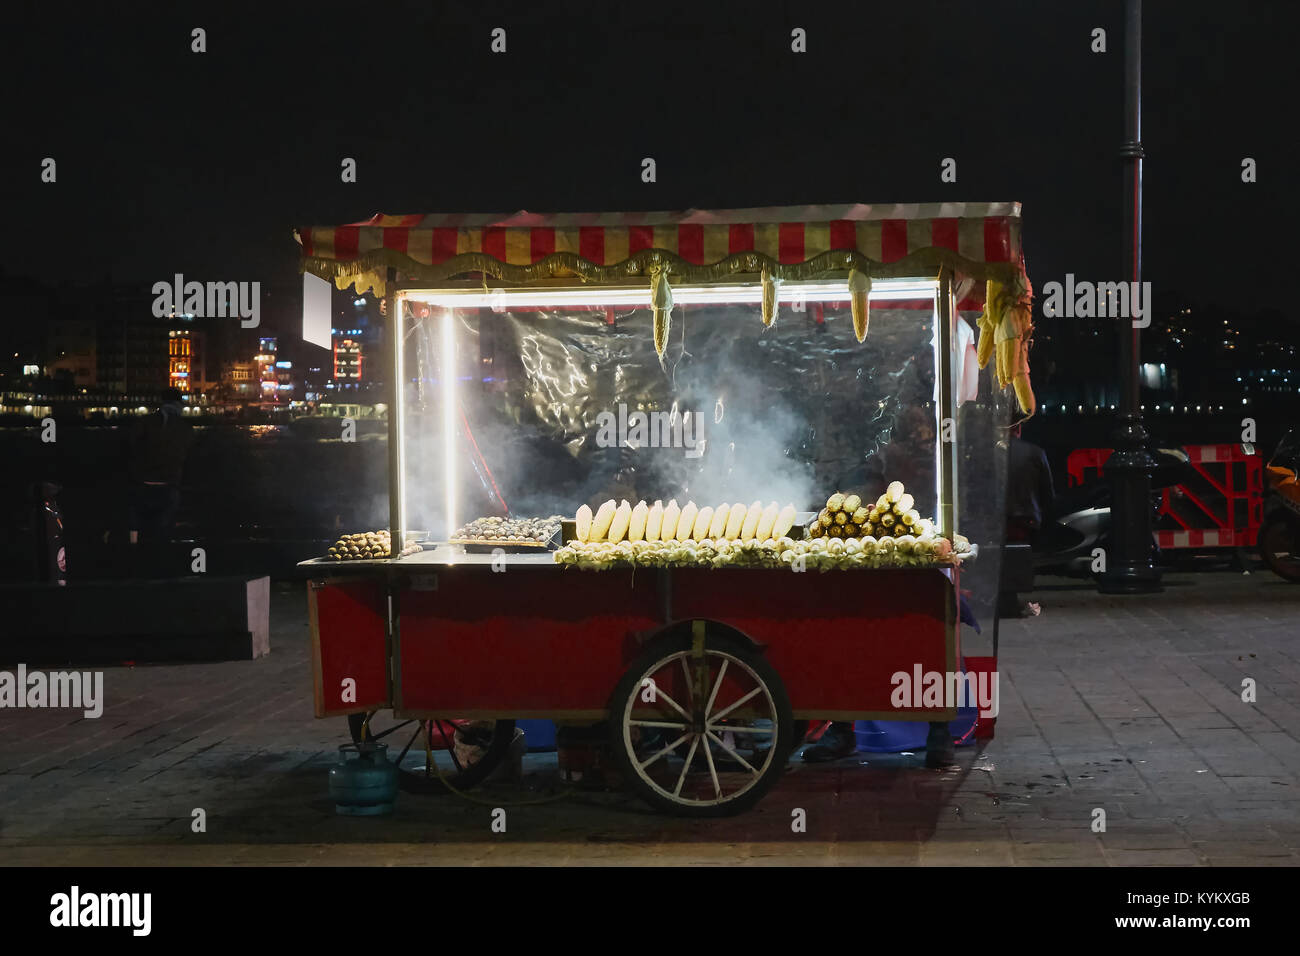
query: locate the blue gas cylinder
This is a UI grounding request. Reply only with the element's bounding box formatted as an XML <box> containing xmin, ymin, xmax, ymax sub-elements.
<box><xmin>329</xmin><ymin>742</ymin><xmax>400</xmax><ymax>816</ymax></box>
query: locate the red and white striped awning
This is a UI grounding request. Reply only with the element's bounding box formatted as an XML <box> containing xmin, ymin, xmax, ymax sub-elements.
<box><xmin>296</xmin><ymin>202</ymin><xmax>1029</xmax><ymax>300</ymax></box>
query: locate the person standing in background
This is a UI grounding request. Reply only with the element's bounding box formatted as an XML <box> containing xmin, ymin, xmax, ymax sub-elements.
<box><xmin>1000</xmin><ymin>421</ymin><xmax>1054</xmax><ymax>617</ymax></box>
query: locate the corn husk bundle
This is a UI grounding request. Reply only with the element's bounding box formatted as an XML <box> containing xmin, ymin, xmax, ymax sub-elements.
<box><xmin>650</xmin><ymin>268</ymin><xmax>673</xmax><ymax>361</ymax></box>
<box><xmin>976</xmin><ymin>276</ymin><xmax>1036</xmax><ymax>418</ymax></box>
<box><xmin>761</xmin><ymin>264</ymin><xmax>781</xmax><ymax>327</ymax></box>
<box><xmin>848</xmin><ymin>267</ymin><xmax>872</xmax><ymax>342</ymax></box>
<box><xmin>807</xmin><ymin>482</ymin><xmax>923</xmax><ymax>541</ymax></box>
<box><xmin>791</xmin><ymin>482</ymin><xmax>972</xmax><ymax>569</ymax></box>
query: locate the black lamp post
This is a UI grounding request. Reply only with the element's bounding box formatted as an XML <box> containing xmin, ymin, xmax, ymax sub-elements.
<box><xmin>1099</xmin><ymin>0</ymin><xmax>1163</xmax><ymax>593</ymax></box>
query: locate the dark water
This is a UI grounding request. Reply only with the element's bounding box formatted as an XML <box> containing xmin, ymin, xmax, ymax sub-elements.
<box><xmin>0</xmin><ymin>421</ymin><xmax>389</xmax><ymax>581</ymax></box>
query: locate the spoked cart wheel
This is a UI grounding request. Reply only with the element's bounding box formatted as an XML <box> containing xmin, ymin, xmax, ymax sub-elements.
<box><xmin>349</xmin><ymin>713</ymin><xmax>516</xmax><ymax>793</ymax></box>
<box><xmin>609</xmin><ymin>628</ymin><xmax>794</xmax><ymax>817</ymax></box>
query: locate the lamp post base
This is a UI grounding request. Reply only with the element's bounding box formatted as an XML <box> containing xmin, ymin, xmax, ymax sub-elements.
<box><xmin>1097</xmin><ymin>563</ymin><xmax>1163</xmax><ymax>594</ymax></box>
<box><xmin>1096</xmin><ymin>422</ymin><xmax>1164</xmax><ymax>595</ymax></box>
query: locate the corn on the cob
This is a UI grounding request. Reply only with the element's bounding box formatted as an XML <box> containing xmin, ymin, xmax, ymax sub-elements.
<box><xmin>772</xmin><ymin>504</ymin><xmax>797</xmax><ymax>540</ymax></box>
<box><xmin>590</xmin><ymin>500</ymin><xmax>616</xmax><ymax>541</ymax></box>
<box><xmin>692</xmin><ymin>506</ymin><xmax>714</xmax><ymax>541</ymax></box>
<box><xmin>761</xmin><ymin>265</ymin><xmax>779</xmax><ymax>327</ymax></box>
<box><xmin>645</xmin><ymin>500</ymin><xmax>664</xmax><ymax>541</ymax></box>
<box><xmin>886</xmin><ymin>481</ymin><xmax>904</xmax><ymax>503</ymax></box>
<box><xmin>708</xmin><ymin>504</ymin><xmax>730</xmax><ymax>539</ymax></box>
<box><xmin>740</xmin><ymin>501</ymin><xmax>763</xmax><ymax>541</ymax></box>
<box><xmin>977</xmin><ymin>279</ymin><xmax>999</xmax><ymax>370</ymax></box>
<box><xmin>628</xmin><ymin>501</ymin><xmax>648</xmax><ymax>541</ymax></box>
<box><xmin>895</xmin><ymin>493</ymin><xmax>914</xmax><ymax>515</ymax></box>
<box><xmin>844</xmin><ymin>494</ymin><xmax>862</xmax><ymax>513</ymax></box>
<box><xmin>575</xmin><ymin>504</ymin><xmax>593</xmax><ymax>542</ymax></box>
<box><xmin>978</xmin><ymin>277</ymin><xmax>1036</xmax><ymax>419</ymax></box>
<box><xmin>607</xmin><ymin>500</ymin><xmax>632</xmax><ymax>543</ymax></box>
<box><xmin>651</xmin><ymin>269</ymin><xmax>673</xmax><ymax>361</ymax></box>
<box><xmin>675</xmin><ymin>501</ymin><xmax>698</xmax><ymax>542</ymax></box>
<box><xmin>848</xmin><ymin>267</ymin><xmax>871</xmax><ymax>342</ymax></box>
<box><xmin>755</xmin><ymin>502</ymin><xmax>779</xmax><ymax>541</ymax></box>
<box><xmin>827</xmin><ymin>492</ymin><xmax>845</xmax><ymax>513</ymax></box>
<box><xmin>724</xmin><ymin>503</ymin><xmax>747</xmax><ymax>539</ymax></box>
<box><xmin>661</xmin><ymin>500</ymin><xmax>681</xmax><ymax>540</ymax></box>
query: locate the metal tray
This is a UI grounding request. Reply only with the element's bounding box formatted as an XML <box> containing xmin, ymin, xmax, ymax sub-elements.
<box><xmin>448</xmin><ymin>532</ymin><xmax>560</xmax><ymax>553</ymax></box>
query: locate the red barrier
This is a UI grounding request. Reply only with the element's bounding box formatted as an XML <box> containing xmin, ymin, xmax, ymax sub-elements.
<box><xmin>1064</xmin><ymin>445</ymin><xmax>1262</xmax><ymax>549</ymax></box>
<box><xmin>963</xmin><ymin>656</ymin><xmax>998</xmax><ymax>740</ymax></box>
<box><xmin>1066</xmin><ymin>448</ymin><xmax>1112</xmax><ymax>487</ymax></box>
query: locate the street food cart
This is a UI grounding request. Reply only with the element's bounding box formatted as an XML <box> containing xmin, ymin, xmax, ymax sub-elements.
<box><xmin>296</xmin><ymin>203</ymin><xmax>1034</xmax><ymax>816</ymax></box>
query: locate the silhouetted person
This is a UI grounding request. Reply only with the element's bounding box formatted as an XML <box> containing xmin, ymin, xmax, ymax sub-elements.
<box><xmin>1006</xmin><ymin>421</ymin><xmax>1054</xmax><ymax>542</ymax></box>
<box><xmin>1000</xmin><ymin>421</ymin><xmax>1054</xmax><ymax>616</ymax></box>
<box><xmin>128</xmin><ymin>388</ymin><xmax>193</xmax><ymax>577</ymax></box>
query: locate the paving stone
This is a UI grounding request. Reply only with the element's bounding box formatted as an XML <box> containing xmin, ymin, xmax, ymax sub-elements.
<box><xmin>1</xmin><ymin>573</ymin><xmax>1297</xmax><ymax>865</ymax></box>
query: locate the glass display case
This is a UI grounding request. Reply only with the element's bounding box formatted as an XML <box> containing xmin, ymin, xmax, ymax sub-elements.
<box><xmin>395</xmin><ymin>278</ymin><xmax>967</xmax><ymax>544</ymax></box>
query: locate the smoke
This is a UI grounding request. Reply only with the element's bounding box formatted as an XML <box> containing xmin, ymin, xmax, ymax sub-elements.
<box><xmin>639</xmin><ymin>348</ymin><xmax>818</xmax><ymax>513</ymax></box>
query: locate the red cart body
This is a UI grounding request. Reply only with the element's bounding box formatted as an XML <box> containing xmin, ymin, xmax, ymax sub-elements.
<box><xmin>309</xmin><ymin>559</ymin><xmax>959</xmax><ymax>724</ymax></box>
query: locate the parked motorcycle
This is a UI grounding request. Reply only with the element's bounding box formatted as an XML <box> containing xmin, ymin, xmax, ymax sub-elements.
<box><xmin>1033</xmin><ymin>447</ymin><xmax>1191</xmax><ymax>575</ymax></box>
<box><xmin>1259</xmin><ymin>430</ymin><xmax>1300</xmax><ymax>583</ymax></box>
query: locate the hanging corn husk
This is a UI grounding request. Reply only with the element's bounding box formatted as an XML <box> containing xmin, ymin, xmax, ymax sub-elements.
<box><xmin>847</xmin><ymin>267</ymin><xmax>872</xmax><ymax>342</ymax></box>
<box><xmin>977</xmin><ymin>276</ymin><xmax>1036</xmax><ymax>417</ymax></box>
<box><xmin>650</xmin><ymin>267</ymin><xmax>673</xmax><ymax>361</ymax></box>
<box><xmin>976</xmin><ymin>279</ymin><xmax>999</xmax><ymax>370</ymax></box>
<box><xmin>761</xmin><ymin>264</ymin><xmax>781</xmax><ymax>327</ymax></box>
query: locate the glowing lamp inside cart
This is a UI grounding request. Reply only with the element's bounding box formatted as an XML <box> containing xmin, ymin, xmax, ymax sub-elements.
<box><xmin>401</xmin><ymin>278</ymin><xmax>947</xmax><ymax>546</ymax></box>
<box><xmin>405</xmin><ymin>279</ymin><xmax>939</xmax><ymax>310</ymax></box>
<box><xmin>441</xmin><ymin>308</ymin><xmax>457</xmax><ymax>542</ymax></box>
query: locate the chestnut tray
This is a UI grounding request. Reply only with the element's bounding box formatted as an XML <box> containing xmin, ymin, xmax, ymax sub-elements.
<box><xmin>449</xmin><ymin>530</ymin><xmax>560</xmax><ymax>553</ymax></box>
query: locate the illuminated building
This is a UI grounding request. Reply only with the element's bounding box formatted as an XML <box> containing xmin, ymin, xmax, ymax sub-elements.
<box><xmin>333</xmin><ymin>329</ymin><xmax>362</xmax><ymax>388</ymax></box>
<box><xmin>256</xmin><ymin>337</ymin><xmax>279</xmax><ymax>402</ymax></box>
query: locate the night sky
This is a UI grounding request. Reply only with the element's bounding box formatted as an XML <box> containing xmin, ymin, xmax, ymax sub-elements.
<box><xmin>4</xmin><ymin>1</ymin><xmax>1294</xmax><ymax>313</ymax></box>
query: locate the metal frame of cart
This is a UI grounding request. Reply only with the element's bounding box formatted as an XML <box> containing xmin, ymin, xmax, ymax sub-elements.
<box><xmin>296</xmin><ymin>204</ymin><xmax>1033</xmax><ymax>815</ymax></box>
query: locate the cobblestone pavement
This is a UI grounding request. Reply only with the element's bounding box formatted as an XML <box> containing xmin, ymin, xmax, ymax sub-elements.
<box><xmin>2</xmin><ymin>572</ymin><xmax>1298</xmax><ymax>866</ymax></box>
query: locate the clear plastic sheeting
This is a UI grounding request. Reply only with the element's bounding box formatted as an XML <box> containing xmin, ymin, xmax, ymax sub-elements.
<box><xmin>398</xmin><ymin>292</ymin><xmax>1007</xmax><ymax>620</ymax></box>
<box><xmin>953</xmin><ymin>310</ymin><xmax>1012</xmax><ymax>634</ymax></box>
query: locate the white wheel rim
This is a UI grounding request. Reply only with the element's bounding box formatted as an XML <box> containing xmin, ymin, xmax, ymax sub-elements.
<box><xmin>622</xmin><ymin>648</ymin><xmax>781</xmax><ymax>808</ymax></box>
